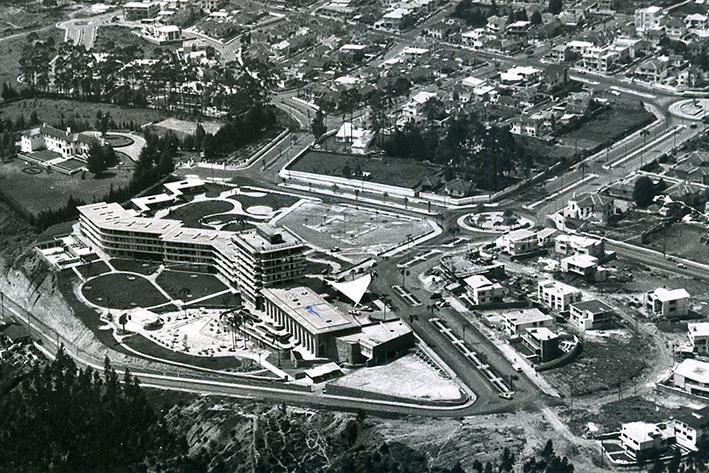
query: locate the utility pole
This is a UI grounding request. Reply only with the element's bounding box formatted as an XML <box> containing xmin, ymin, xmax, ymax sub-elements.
<box><xmin>492</xmin><ymin>126</ymin><xmax>498</xmax><ymax>193</ymax></box>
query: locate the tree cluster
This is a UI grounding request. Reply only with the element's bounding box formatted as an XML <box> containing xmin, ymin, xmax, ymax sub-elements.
<box><xmin>633</xmin><ymin>176</ymin><xmax>667</xmax><ymax>208</ymax></box>
<box><xmin>0</xmin><ymin>348</ymin><xmax>187</xmax><ymax>472</ymax></box>
<box><xmin>381</xmin><ymin>112</ymin><xmax>524</xmax><ymax>191</ymax></box>
<box><xmin>452</xmin><ymin>0</ymin><xmax>499</xmax><ymax>26</ymax></box>
<box><xmin>87</xmin><ymin>141</ymin><xmax>119</xmax><ymax>176</ymax></box>
<box><xmin>131</xmin><ymin>130</ymin><xmax>178</xmax><ymax>191</ymax></box>
<box><xmin>203</xmin><ymin>105</ymin><xmax>276</xmax><ymax>159</ymax></box>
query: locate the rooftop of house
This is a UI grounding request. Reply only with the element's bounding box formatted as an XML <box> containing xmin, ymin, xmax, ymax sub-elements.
<box><xmin>688</xmin><ymin>322</ymin><xmax>709</xmax><ymax>338</ymax></box>
<box><xmin>649</xmin><ymin>287</ymin><xmax>690</xmax><ymax>302</ymax></box>
<box><xmin>570</xmin><ymin>299</ymin><xmax>613</xmax><ymax>314</ymax></box>
<box><xmin>503</xmin><ymin>308</ymin><xmax>553</xmax><ymax>325</ymax></box>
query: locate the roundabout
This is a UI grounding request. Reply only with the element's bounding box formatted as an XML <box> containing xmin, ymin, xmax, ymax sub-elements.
<box><xmin>669</xmin><ymin>98</ymin><xmax>709</xmax><ymax>121</ymax></box>
<box><xmin>457</xmin><ymin>211</ymin><xmax>535</xmax><ymax>233</ymax></box>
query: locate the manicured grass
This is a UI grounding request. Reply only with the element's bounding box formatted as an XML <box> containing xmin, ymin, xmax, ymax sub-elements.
<box><xmin>82</xmin><ymin>273</ymin><xmax>169</xmax><ymax>309</ymax></box>
<box><xmin>184</xmin><ymin>291</ymin><xmax>241</xmax><ymax>309</ymax></box>
<box><xmin>0</xmin><ymin>158</ymin><xmax>133</xmax><ymax>215</ymax></box>
<box><xmin>165</xmin><ymin>200</ymin><xmax>234</xmax><ymax>228</ymax></box>
<box><xmin>109</xmin><ymin>258</ymin><xmax>161</xmax><ymax>275</ymax></box>
<box><xmin>76</xmin><ymin>261</ymin><xmax>111</xmax><ymax>279</ymax></box>
<box><xmin>287</xmin><ymin>150</ymin><xmax>444</xmax><ymax>189</ymax></box>
<box><xmin>103</xmin><ymin>134</ymin><xmax>134</xmax><ymax>147</ymax></box>
<box><xmin>227</xmin><ymin>190</ymin><xmax>300</xmax><ymax>211</ymax></box>
<box><xmin>155</xmin><ymin>270</ymin><xmax>229</xmax><ymax>301</ymax></box>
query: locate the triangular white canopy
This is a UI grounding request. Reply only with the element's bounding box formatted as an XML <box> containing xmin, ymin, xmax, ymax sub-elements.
<box><xmin>329</xmin><ymin>273</ymin><xmax>371</xmax><ymax>306</ymax></box>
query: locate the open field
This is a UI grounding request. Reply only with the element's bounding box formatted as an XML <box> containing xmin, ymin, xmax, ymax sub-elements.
<box><xmin>565</xmin><ymin>102</ymin><xmax>654</xmax><ymax>150</ymax></box>
<box><xmin>82</xmin><ymin>273</ymin><xmax>169</xmax><ymax>309</ymax></box>
<box><xmin>561</xmin><ymin>396</ymin><xmax>691</xmax><ymax>437</ymax></box>
<box><xmin>93</xmin><ymin>25</ymin><xmax>159</xmax><ymax>56</ymax></box>
<box><xmin>0</xmin><ymin>98</ymin><xmax>169</xmax><ymax>131</ymax></box>
<box><xmin>155</xmin><ymin>270</ymin><xmax>229</xmax><ymax>301</ymax></box>
<box><xmin>543</xmin><ymin>329</ymin><xmax>650</xmax><ymax>396</ymax></box>
<box><xmin>166</xmin><ymin>200</ymin><xmax>234</xmax><ymax>228</ymax></box>
<box><xmin>287</xmin><ymin>150</ymin><xmax>444</xmax><ymax>189</ymax></box>
<box><xmin>644</xmin><ymin>223</ymin><xmax>709</xmax><ymax>265</ymax></box>
<box><xmin>0</xmin><ymin>158</ymin><xmax>132</xmax><ymax>215</ymax></box>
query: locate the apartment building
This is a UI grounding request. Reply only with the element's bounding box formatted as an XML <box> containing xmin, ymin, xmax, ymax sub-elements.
<box><xmin>634</xmin><ymin>6</ymin><xmax>663</xmax><ymax>34</ymax></box>
<box><xmin>463</xmin><ymin>275</ymin><xmax>504</xmax><ymax>306</ymax></box>
<box><xmin>123</xmin><ymin>1</ymin><xmax>161</xmax><ymax>21</ymax></box>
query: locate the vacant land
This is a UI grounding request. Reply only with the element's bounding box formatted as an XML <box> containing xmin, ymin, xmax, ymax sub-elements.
<box><xmin>644</xmin><ymin>223</ymin><xmax>709</xmax><ymax>265</ymax></box>
<box><xmin>155</xmin><ymin>271</ymin><xmax>228</xmax><ymax>301</ymax></box>
<box><xmin>566</xmin><ymin>102</ymin><xmax>654</xmax><ymax>150</ymax></box>
<box><xmin>0</xmin><ymin>98</ymin><xmax>169</xmax><ymax>131</ymax></box>
<box><xmin>287</xmin><ymin>150</ymin><xmax>444</xmax><ymax>189</ymax></box>
<box><xmin>166</xmin><ymin>200</ymin><xmax>234</xmax><ymax>228</ymax></box>
<box><xmin>0</xmin><ymin>159</ymin><xmax>132</xmax><ymax>216</ymax></box>
<box><xmin>562</xmin><ymin>396</ymin><xmax>691</xmax><ymax>437</ymax></box>
<box><xmin>544</xmin><ymin>330</ymin><xmax>650</xmax><ymax>396</ymax></box>
<box><xmin>82</xmin><ymin>273</ymin><xmax>169</xmax><ymax>309</ymax></box>
<box><xmin>93</xmin><ymin>25</ymin><xmax>157</xmax><ymax>56</ymax></box>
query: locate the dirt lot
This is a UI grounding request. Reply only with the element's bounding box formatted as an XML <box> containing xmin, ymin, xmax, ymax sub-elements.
<box><xmin>644</xmin><ymin>222</ymin><xmax>709</xmax><ymax>265</ymax></box>
<box><xmin>543</xmin><ymin>329</ymin><xmax>651</xmax><ymax>396</ymax></box>
<box><xmin>0</xmin><ymin>158</ymin><xmax>132</xmax><ymax>216</ymax></box>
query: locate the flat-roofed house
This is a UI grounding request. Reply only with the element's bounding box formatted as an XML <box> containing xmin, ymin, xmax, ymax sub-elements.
<box><xmin>503</xmin><ymin>308</ymin><xmax>553</xmax><ymax>336</ymax></box>
<box><xmin>673</xmin><ymin>358</ymin><xmax>709</xmax><ymax>398</ymax></box>
<box><xmin>646</xmin><ymin>287</ymin><xmax>690</xmax><ymax>317</ymax></box>
<box><xmin>538</xmin><ymin>280</ymin><xmax>582</xmax><ymax>312</ymax></box>
<box><xmin>620</xmin><ymin>421</ymin><xmax>675</xmax><ymax>461</ymax></box>
<box><xmin>464</xmin><ymin>274</ymin><xmax>504</xmax><ymax>305</ymax></box>
<box><xmin>688</xmin><ymin>322</ymin><xmax>709</xmax><ymax>355</ymax></box>
<box><xmin>569</xmin><ymin>299</ymin><xmax>614</xmax><ymax>330</ymax></box>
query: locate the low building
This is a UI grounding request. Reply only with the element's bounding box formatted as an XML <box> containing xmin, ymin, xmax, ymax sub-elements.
<box><xmin>688</xmin><ymin>322</ymin><xmax>709</xmax><ymax>355</ymax></box>
<box><xmin>673</xmin><ymin>407</ymin><xmax>709</xmax><ymax>451</ymax></box>
<box><xmin>141</xmin><ymin>24</ymin><xmax>182</xmax><ymax>44</ymax></box>
<box><xmin>335</xmin><ymin>320</ymin><xmax>415</xmax><ymax>365</ymax></box>
<box><xmin>261</xmin><ymin>286</ymin><xmax>360</xmax><ymax>359</ymax></box>
<box><xmin>522</xmin><ymin>327</ymin><xmax>560</xmax><ymax>362</ymax></box>
<box><xmin>124</xmin><ymin>1</ymin><xmax>161</xmax><ymax>21</ymax></box>
<box><xmin>503</xmin><ymin>308</ymin><xmax>553</xmax><ymax>337</ymax></box>
<box><xmin>495</xmin><ymin>229</ymin><xmax>538</xmax><ymax>256</ymax></box>
<box><xmin>673</xmin><ymin>358</ymin><xmax>709</xmax><ymax>398</ymax></box>
<box><xmin>561</xmin><ymin>254</ymin><xmax>605</xmax><ymax>281</ymax></box>
<box><xmin>620</xmin><ymin>421</ymin><xmax>675</xmax><ymax>461</ymax></box>
<box><xmin>569</xmin><ymin>299</ymin><xmax>614</xmax><ymax>330</ymax></box>
<box><xmin>563</xmin><ymin>193</ymin><xmax>615</xmax><ymax>223</ymax></box>
<box><xmin>538</xmin><ymin>280</ymin><xmax>582</xmax><ymax>312</ymax></box>
<box><xmin>464</xmin><ymin>275</ymin><xmax>504</xmax><ymax>306</ymax></box>
<box><xmin>554</xmin><ymin>234</ymin><xmax>605</xmax><ymax>258</ymax></box>
<box><xmin>646</xmin><ymin>288</ymin><xmax>690</xmax><ymax>317</ymax></box>
<box><xmin>21</xmin><ymin>125</ymin><xmax>95</xmax><ymax>159</ymax></box>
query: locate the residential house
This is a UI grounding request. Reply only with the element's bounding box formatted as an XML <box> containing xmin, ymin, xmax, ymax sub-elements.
<box><xmin>635</xmin><ymin>6</ymin><xmax>664</xmax><ymax>35</ymax></box>
<box><xmin>21</xmin><ymin>125</ymin><xmax>95</xmax><ymax>159</ymax></box>
<box><xmin>548</xmin><ymin>44</ymin><xmax>570</xmax><ymax>62</ymax></box>
<box><xmin>688</xmin><ymin>322</ymin><xmax>709</xmax><ymax>355</ymax></box>
<box><xmin>502</xmin><ymin>308</ymin><xmax>553</xmax><ymax>336</ymax></box>
<box><xmin>619</xmin><ymin>422</ymin><xmax>675</xmax><ymax>461</ymax></box>
<box><xmin>636</xmin><ymin>57</ymin><xmax>669</xmax><ymax>82</ymax></box>
<box><xmin>495</xmin><ymin>229</ymin><xmax>538</xmax><ymax>256</ymax></box>
<box><xmin>664</xmin><ymin>16</ymin><xmax>687</xmax><ymax>40</ymax></box>
<box><xmin>123</xmin><ymin>1</ymin><xmax>161</xmax><ymax>21</ymax></box>
<box><xmin>464</xmin><ymin>275</ymin><xmax>504</xmax><ymax>305</ymax></box>
<box><xmin>673</xmin><ymin>358</ymin><xmax>709</xmax><ymax>398</ymax></box>
<box><xmin>486</xmin><ymin>15</ymin><xmax>509</xmax><ymax>34</ymax></box>
<box><xmin>569</xmin><ymin>299</ymin><xmax>614</xmax><ymax>330</ymax></box>
<box><xmin>563</xmin><ymin>193</ymin><xmax>615</xmax><ymax>223</ymax></box>
<box><xmin>673</xmin><ymin>407</ymin><xmax>709</xmax><ymax>451</ymax></box>
<box><xmin>561</xmin><ymin>254</ymin><xmax>600</xmax><ymax>280</ymax></box>
<box><xmin>554</xmin><ymin>234</ymin><xmax>605</xmax><ymax>257</ymax></box>
<box><xmin>538</xmin><ymin>280</ymin><xmax>582</xmax><ymax>312</ymax></box>
<box><xmin>543</xmin><ymin>64</ymin><xmax>569</xmax><ymax>90</ymax></box>
<box><xmin>646</xmin><ymin>287</ymin><xmax>690</xmax><ymax>317</ymax></box>
<box><xmin>686</xmin><ymin>13</ymin><xmax>709</xmax><ymax>31</ymax></box>
<box><xmin>443</xmin><ymin>178</ymin><xmax>475</xmax><ymax>197</ymax></box>
<box><xmin>522</xmin><ymin>327</ymin><xmax>560</xmax><ymax>362</ymax></box>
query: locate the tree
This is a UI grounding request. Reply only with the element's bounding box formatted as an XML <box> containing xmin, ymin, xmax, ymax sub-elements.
<box><xmin>548</xmin><ymin>0</ymin><xmax>562</xmax><ymax>14</ymax></box>
<box><xmin>633</xmin><ymin>175</ymin><xmax>658</xmax><ymax>207</ymax></box>
<box><xmin>87</xmin><ymin>142</ymin><xmax>118</xmax><ymax>176</ymax></box>
<box><xmin>530</xmin><ymin>10</ymin><xmax>542</xmax><ymax>24</ymax></box>
<box><xmin>118</xmin><ymin>313</ymin><xmax>128</xmax><ymax>333</ymax></box>
<box><xmin>311</xmin><ymin>109</ymin><xmax>327</xmax><ymax>140</ymax></box>
<box><xmin>541</xmin><ymin>439</ymin><xmax>554</xmax><ymax>459</ymax></box>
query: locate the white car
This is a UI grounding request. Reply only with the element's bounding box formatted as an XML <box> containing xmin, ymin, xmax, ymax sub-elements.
<box><xmin>512</xmin><ymin>363</ymin><xmax>523</xmax><ymax>372</ymax></box>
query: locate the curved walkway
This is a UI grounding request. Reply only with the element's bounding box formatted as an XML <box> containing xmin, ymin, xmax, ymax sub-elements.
<box><xmin>669</xmin><ymin>98</ymin><xmax>709</xmax><ymax>121</ymax></box>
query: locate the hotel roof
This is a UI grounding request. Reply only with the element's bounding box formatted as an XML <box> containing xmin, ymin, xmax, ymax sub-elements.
<box><xmin>261</xmin><ymin>286</ymin><xmax>359</xmax><ymax>335</ymax></box>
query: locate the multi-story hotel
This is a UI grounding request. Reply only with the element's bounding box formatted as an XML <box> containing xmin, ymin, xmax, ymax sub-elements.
<box><xmin>77</xmin><ymin>202</ymin><xmax>305</xmax><ymax>305</ymax></box>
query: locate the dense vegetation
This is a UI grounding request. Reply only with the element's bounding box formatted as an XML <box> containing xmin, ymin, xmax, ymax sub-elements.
<box><xmin>0</xmin><ymin>348</ymin><xmax>187</xmax><ymax>472</ymax></box>
<box><xmin>380</xmin><ymin>111</ymin><xmax>526</xmax><ymax>191</ymax></box>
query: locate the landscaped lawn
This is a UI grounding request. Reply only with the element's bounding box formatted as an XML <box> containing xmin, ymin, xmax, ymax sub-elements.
<box><xmin>155</xmin><ymin>270</ymin><xmax>229</xmax><ymax>301</ymax></box>
<box><xmin>165</xmin><ymin>200</ymin><xmax>234</xmax><ymax>228</ymax></box>
<box><xmin>82</xmin><ymin>273</ymin><xmax>169</xmax><ymax>309</ymax></box>
<box><xmin>227</xmin><ymin>190</ymin><xmax>300</xmax><ymax>211</ymax></box>
<box><xmin>183</xmin><ymin>291</ymin><xmax>241</xmax><ymax>308</ymax></box>
<box><xmin>110</xmin><ymin>258</ymin><xmax>161</xmax><ymax>275</ymax></box>
<box><xmin>0</xmin><ymin>158</ymin><xmax>133</xmax><ymax>215</ymax></box>
<box><xmin>76</xmin><ymin>261</ymin><xmax>111</xmax><ymax>279</ymax></box>
<box><xmin>103</xmin><ymin>134</ymin><xmax>134</xmax><ymax>148</ymax></box>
